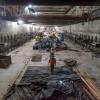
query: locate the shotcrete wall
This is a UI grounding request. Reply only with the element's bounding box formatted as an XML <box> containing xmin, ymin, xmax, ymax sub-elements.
<box><xmin>63</xmin><ymin>20</ymin><xmax>100</xmax><ymax>38</ymax></box>
<box><xmin>0</xmin><ymin>20</ymin><xmax>33</xmax><ymax>36</ymax></box>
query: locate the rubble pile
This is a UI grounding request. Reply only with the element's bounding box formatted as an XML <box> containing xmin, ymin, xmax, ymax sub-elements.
<box><xmin>31</xmin><ymin>54</ymin><xmax>42</xmax><ymax>62</ymax></box>
<box><xmin>64</xmin><ymin>58</ymin><xmax>77</xmax><ymax>67</ymax></box>
<box><xmin>33</xmin><ymin>38</ymin><xmax>53</xmax><ymax>50</ymax></box>
<box><xmin>33</xmin><ymin>37</ymin><xmax>67</xmax><ymax>51</ymax></box>
<box><xmin>4</xmin><ymin>66</ymin><xmax>93</xmax><ymax>100</ymax></box>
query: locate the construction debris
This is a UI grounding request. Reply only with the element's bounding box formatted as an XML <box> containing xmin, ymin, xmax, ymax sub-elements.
<box><xmin>31</xmin><ymin>54</ymin><xmax>42</xmax><ymax>62</ymax></box>
<box><xmin>4</xmin><ymin>66</ymin><xmax>93</xmax><ymax>100</ymax></box>
<box><xmin>0</xmin><ymin>55</ymin><xmax>11</xmax><ymax>68</ymax></box>
<box><xmin>33</xmin><ymin>37</ymin><xmax>53</xmax><ymax>50</ymax></box>
<box><xmin>90</xmin><ymin>42</ymin><xmax>100</xmax><ymax>54</ymax></box>
<box><xmin>64</xmin><ymin>58</ymin><xmax>77</xmax><ymax>67</ymax></box>
<box><xmin>33</xmin><ymin>34</ymin><xmax>67</xmax><ymax>51</ymax></box>
<box><xmin>54</xmin><ymin>43</ymin><xmax>68</xmax><ymax>51</ymax></box>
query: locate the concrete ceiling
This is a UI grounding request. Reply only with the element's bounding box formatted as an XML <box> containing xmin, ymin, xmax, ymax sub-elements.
<box><xmin>0</xmin><ymin>2</ymin><xmax>100</xmax><ymax>25</ymax></box>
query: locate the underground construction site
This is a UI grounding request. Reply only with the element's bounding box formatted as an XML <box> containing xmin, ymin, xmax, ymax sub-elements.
<box><xmin>0</xmin><ymin>0</ymin><xmax>100</xmax><ymax>100</ymax></box>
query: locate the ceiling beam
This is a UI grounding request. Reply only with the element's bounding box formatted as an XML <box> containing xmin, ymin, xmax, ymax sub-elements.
<box><xmin>65</xmin><ymin>6</ymin><xmax>74</xmax><ymax>14</ymax></box>
<box><xmin>0</xmin><ymin>14</ymin><xmax>84</xmax><ymax>25</ymax></box>
<box><xmin>21</xmin><ymin>15</ymin><xmax>86</xmax><ymax>21</ymax></box>
<box><xmin>27</xmin><ymin>21</ymin><xmax>79</xmax><ymax>25</ymax></box>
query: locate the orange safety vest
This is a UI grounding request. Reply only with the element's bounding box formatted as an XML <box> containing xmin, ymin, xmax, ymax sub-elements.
<box><xmin>48</xmin><ymin>58</ymin><xmax>56</xmax><ymax>65</ymax></box>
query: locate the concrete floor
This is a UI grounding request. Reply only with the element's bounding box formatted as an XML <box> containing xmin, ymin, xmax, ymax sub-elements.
<box><xmin>0</xmin><ymin>39</ymin><xmax>100</xmax><ymax>99</ymax></box>
<box><xmin>0</xmin><ymin>40</ymin><xmax>34</xmax><ymax>99</ymax></box>
<box><xmin>64</xmin><ymin>40</ymin><xmax>100</xmax><ymax>85</ymax></box>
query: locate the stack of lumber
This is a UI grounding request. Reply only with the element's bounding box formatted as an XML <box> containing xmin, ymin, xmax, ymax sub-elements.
<box><xmin>78</xmin><ymin>69</ymin><xmax>100</xmax><ymax>100</ymax></box>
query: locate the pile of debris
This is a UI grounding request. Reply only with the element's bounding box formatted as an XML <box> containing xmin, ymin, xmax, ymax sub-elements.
<box><xmin>0</xmin><ymin>55</ymin><xmax>11</xmax><ymax>68</ymax></box>
<box><xmin>33</xmin><ymin>38</ymin><xmax>53</xmax><ymax>50</ymax></box>
<box><xmin>64</xmin><ymin>58</ymin><xmax>77</xmax><ymax>68</ymax></box>
<box><xmin>33</xmin><ymin>36</ymin><xmax>67</xmax><ymax>51</ymax></box>
<box><xmin>4</xmin><ymin>79</ymin><xmax>91</xmax><ymax>100</ymax></box>
<box><xmin>4</xmin><ymin>66</ymin><xmax>93</xmax><ymax>100</ymax></box>
<box><xmin>31</xmin><ymin>54</ymin><xmax>42</xmax><ymax>62</ymax></box>
<box><xmin>54</xmin><ymin>43</ymin><xmax>68</xmax><ymax>51</ymax></box>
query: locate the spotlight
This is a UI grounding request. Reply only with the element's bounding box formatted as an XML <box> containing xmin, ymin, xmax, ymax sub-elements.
<box><xmin>28</xmin><ymin>4</ymin><xmax>32</xmax><ymax>8</ymax></box>
<box><xmin>25</xmin><ymin>4</ymin><xmax>33</xmax><ymax>12</ymax></box>
<box><xmin>55</xmin><ymin>26</ymin><xmax>59</xmax><ymax>31</ymax></box>
<box><xmin>17</xmin><ymin>19</ymin><xmax>23</xmax><ymax>25</ymax></box>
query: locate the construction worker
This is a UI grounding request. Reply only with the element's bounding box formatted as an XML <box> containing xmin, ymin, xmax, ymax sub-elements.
<box><xmin>48</xmin><ymin>53</ymin><xmax>56</xmax><ymax>73</ymax></box>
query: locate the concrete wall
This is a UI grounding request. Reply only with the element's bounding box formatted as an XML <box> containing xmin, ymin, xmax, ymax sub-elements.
<box><xmin>63</xmin><ymin>20</ymin><xmax>100</xmax><ymax>38</ymax></box>
<box><xmin>0</xmin><ymin>20</ymin><xmax>33</xmax><ymax>36</ymax></box>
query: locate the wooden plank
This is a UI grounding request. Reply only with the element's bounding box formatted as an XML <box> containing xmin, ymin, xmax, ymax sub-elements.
<box><xmin>78</xmin><ymin>69</ymin><xmax>100</xmax><ymax>100</ymax></box>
